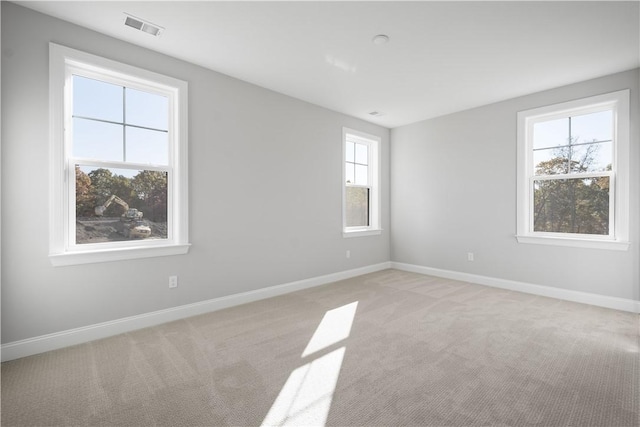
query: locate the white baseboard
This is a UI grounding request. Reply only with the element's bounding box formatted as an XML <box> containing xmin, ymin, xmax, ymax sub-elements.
<box><xmin>1</xmin><ymin>262</ymin><xmax>392</xmax><ymax>362</ymax></box>
<box><xmin>391</xmin><ymin>262</ymin><xmax>640</xmax><ymax>314</ymax></box>
<box><xmin>5</xmin><ymin>260</ymin><xmax>634</xmax><ymax>362</ymax></box>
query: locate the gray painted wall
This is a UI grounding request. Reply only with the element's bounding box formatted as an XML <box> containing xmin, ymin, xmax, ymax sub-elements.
<box><xmin>1</xmin><ymin>3</ymin><xmax>390</xmax><ymax>343</ymax></box>
<box><xmin>391</xmin><ymin>69</ymin><xmax>639</xmax><ymax>301</ymax></box>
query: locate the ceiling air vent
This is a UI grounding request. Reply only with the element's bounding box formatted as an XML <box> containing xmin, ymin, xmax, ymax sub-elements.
<box><xmin>124</xmin><ymin>14</ymin><xmax>163</xmax><ymax>37</ymax></box>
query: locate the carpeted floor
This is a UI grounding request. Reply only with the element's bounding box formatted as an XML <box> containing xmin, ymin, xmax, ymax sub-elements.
<box><xmin>2</xmin><ymin>269</ymin><xmax>639</xmax><ymax>426</ymax></box>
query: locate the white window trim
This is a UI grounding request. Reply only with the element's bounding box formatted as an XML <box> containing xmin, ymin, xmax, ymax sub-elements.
<box><xmin>49</xmin><ymin>43</ymin><xmax>190</xmax><ymax>266</ymax></box>
<box><xmin>516</xmin><ymin>90</ymin><xmax>630</xmax><ymax>250</ymax></box>
<box><xmin>342</xmin><ymin>127</ymin><xmax>382</xmax><ymax>238</ymax></box>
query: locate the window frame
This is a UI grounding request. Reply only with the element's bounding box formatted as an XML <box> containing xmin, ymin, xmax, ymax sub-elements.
<box><xmin>49</xmin><ymin>43</ymin><xmax>190</xmax><ymax>266</ymax></box>
<box><xmin>516</xmin><ymin>90</ymin><xmax>630</xmax><ymax>250</ymax></box>
<box><xmin>342</xmin><ymin>128</ymin><xmax>381</xmax><ymax>238</ymax></box>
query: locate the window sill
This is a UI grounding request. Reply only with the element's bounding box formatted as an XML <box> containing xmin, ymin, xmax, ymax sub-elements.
<box><xmin>343</xmin><ymin>229</ymin><xmax>383</xmax><ymax>238</ymax></box>
<box><xmin>50</xmin><ymin>243</ymin><xmax>191</xmax><ymax>266</ymax></box>
<box><xmin>516</xmin><ymin>235</ymin><xmax>629</xmax><ymax>251</ymax></box>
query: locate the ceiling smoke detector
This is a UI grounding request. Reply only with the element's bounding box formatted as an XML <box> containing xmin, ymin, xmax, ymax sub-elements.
<box><xmin>372</xmin><ymin>34</ymin><xmax>390</xmax><ymax>45</ymax></box>
<box><xmin>124</xmin><ymin>14</ymin><xmax>163</xmax><ymax>37</ymax></box>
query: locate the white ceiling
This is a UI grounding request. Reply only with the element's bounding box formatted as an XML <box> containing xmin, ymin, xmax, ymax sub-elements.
<box><xmin>16</xmin><ymin>1</ymin><xmax>640</xmax><ymax>128</ymax></box>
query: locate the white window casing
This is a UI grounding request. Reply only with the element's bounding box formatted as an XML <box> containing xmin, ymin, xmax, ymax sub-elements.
<box><xmin>516</xmin><ymin>90</ymin><xmax>630</xmax><ymax>250</ymax></box>
<box><xmin>342</xmin><ymin>127</ymin><xmax>382</xmax><ymax>238</ymax></box>
<box><xmin>49</xmin><ymin>43</ymin><xmax>190</xmax><ymax>265</ymax></box>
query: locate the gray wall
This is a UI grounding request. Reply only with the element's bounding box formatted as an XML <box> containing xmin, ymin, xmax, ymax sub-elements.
<box><xmin>391</xmin><ymin>69</ymin><xmax>640</xmax><ymax>301</ymax></box>
<box><xmin>1</xmin><ymin>3</ymin><xmax>390</xmax><ymax>343</ymax></box>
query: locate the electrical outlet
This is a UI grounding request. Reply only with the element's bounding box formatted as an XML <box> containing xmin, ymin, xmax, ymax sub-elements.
<box><xmin>467</xmin><ymin>252</ymin><xmax>474</xmax><ymax>262</ymax></box>
<box><xmin>346</xmin><ymin>250</ymin><xmax>351</xmax><ymax>259</ymax></box>
<box><xmin>169</xmin><ymin>275</ymin><xmax>178</xmax><ymax>288</ymax></box>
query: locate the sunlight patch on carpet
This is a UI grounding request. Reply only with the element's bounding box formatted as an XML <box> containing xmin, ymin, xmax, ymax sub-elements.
<box><xmin>302</xmin><ymin>301</ymin><xmax>358</xmax><ymax>358</ymax></box>
<box><xmin>261</xmin><ymin>301</ymin><xmax>358</xmax><ymax>427</ymax></box>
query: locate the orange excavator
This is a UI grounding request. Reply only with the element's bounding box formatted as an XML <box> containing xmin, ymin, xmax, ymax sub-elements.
<box><xmin>94</xmin><ymin>195</ymin><xmax>151</xmax><ymax>239</ymax></box>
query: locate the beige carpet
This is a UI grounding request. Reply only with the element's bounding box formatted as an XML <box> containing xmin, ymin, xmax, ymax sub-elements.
<box><xmin>2</xmin><ymin>269</ymin><xmax>639</xmax><ymax>426</ymax></box>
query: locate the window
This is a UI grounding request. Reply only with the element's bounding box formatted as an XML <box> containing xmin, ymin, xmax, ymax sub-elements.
<box><xmin>49</xmin><ymin>43</ymin><xmax>189</xmax><ymax>265</ymax></box>
<box><xmin>343</xmin><ymin>128</ymin><xmax>381</xmax><ymax>237</ymax></box>
<box><xmin>516</xmin><ymin>90</ymin><xmax>629</xmax><ymax>250</ymax></box>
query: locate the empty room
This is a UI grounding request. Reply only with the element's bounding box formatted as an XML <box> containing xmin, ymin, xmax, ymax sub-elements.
<box><xmin>1</xmin><ymin>1</ymin><xmax>639</xmax><ymax>426</ymax></box>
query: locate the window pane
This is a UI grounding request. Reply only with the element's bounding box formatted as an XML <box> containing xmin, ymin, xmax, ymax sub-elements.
<box><xmin>73</xmin><ymin>75</ymin><xmax>123</xmax><ymax>122</ymax></box>
<box><xmin>533</xmin><ymin>118</ymin><xmax>569</xmax><ymax>149</ymax></box>
<box><xmin>73</xmin><ymin>118</ymin><xmax>123</xmax><ymax>161</ymax></box>
<box><xmin>345</xmin><ymin>162</ymin><xmax>355</xmax><ymax>184</ymax></box>
<box><xmin>355</xmin><ymin>143</ymin><xmax>368</xmax><ymax>165</ymax></box>
<box><xmin>75</xmin><ymin>165</ymin><xmax>168</xmax><ymax>244</ymax></box>
<box><xmin>345</xmin><ymin>187</ymin><xmax>369</xmax><ymax>227</ymax></box>
<box><xmin>125</xmin><ymin>87</ymin><xmax>169</xmax><ymax>130</ymax></box>
<box><xmin>571</xmin><ymin>110</ymin><xmax>612</xmax><ymax>144</ymax></box>
<box><xmin>346</xmin><ymin>141</ymin><xmax>355</xmax><ymax>163</ymax></box>
<box><xmin>533</xmin><ymin>176</ymin><xmax>609</xmax><ymax>235</ymax></box>
<box><xmin>534</xmin><ymin>142</ymin><xmax>612</xmax><ymax>175</ymax></box>
<box><xmin>354</xmin><ymin>164</ymin><xmax>368</xmax><ymax>185</ymax></box>
<box><xmin>125</xmin><ymin>127</ymin><xmax>168</xmax><ymax>165</ymax></box>
<box><xmin>571</xmin><ymin>141</ymin><xmax>612</xmax><ymax>172</ymax></box>
<box><xmin>533</xmin><ymin>147</ymin><xmax>569</xmax><ymax>175</ymax></box>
